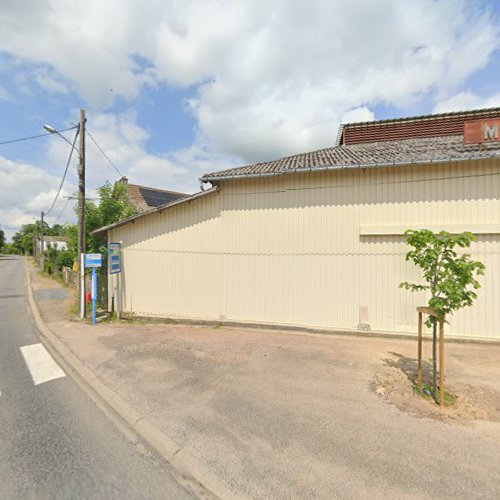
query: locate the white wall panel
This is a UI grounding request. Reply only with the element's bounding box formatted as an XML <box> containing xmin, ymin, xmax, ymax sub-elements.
<box><xmin>110</xmin><ymin>158</ymin><xmax>500</xmax><ymax>339</ymax></box>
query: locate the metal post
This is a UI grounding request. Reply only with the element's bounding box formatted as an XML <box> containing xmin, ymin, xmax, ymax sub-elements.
<box><xmin>78</xmin><ymin>109</ymin><xmax>86</xmax><ymax>319</ymax></box>
<box><xmin>91</xmin><ymin>267</ymin><xmax>97</xmax><ymax>325</ymax></box>
<box><xmin>439</xmin><ymin>319</ymin><xmax>444</xmax><ymax>407</ymax></box>
<box><xmin>417</xmin><ymin>311</ymin><xmax>423</xmax><ymax>389</ymax></box>
<box><xmin>116</xmin><ymin>273</ymin><xmax>121</xmax><ymax>320</ymax></box>
<box><xmin>40</xmin><ymin>211</ymin><xmax>45</xmax><ymax>271</ymax></box>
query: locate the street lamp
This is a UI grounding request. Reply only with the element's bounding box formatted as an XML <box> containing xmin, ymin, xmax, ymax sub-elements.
<box><xmin>44</xmin><ymin>124</ymin><xmax>77</xmax><ymax>148</ymax></box>
<box><xmin>43</xmin><ymin>124</ymin><xmax>57</xmax><ymax>134</ymax></box>
<box><xmin>44</xmin><ymin>110</ymin><xmax>86</xmax><ymax>319</ymax></box>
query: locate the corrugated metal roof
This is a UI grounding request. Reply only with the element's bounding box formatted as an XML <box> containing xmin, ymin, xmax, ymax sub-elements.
<box><xmin>340</xmin><ymin>105</ymin><xmax>500</xmax><ymax>128</ymax></box>
<box><xmin>341</xmin><ymin>107</ymin><xmax>500</xmax><ymax>145</ymax></box>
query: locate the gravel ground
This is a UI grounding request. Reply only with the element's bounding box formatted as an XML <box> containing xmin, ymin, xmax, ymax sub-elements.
<box><xmin>30</xmin><ymin>260</ymin><xmax>500</xmax><ymax>499</ymax></box>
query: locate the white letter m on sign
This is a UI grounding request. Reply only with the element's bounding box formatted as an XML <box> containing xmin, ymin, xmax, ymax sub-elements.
<box><xmin>483</xmin><ymin>123</ymin><xmax>498</xmax><ymax>140</ymax></box>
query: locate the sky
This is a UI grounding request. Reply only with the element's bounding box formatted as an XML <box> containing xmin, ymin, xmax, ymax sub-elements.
<box><xmin>0</xmin><ymin>0</ymin><xmax>499</xmax><ymax>240</ymax></box>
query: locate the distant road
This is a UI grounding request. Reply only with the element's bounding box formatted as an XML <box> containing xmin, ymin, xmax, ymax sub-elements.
<box><xmin>0</xmin><ymin>256</ymin><xmax>193</xmax><ymax>499</ymax></box>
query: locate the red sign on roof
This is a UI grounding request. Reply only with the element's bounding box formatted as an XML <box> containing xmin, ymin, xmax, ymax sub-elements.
<box><xmin>464</xmin><ymin>118</ymin><xmax>500</xmax><ymax>145</ymax></box>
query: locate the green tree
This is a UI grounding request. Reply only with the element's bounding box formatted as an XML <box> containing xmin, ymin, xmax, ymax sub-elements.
<box><xmin>44</xmin><ymin>242</ymin><xmax>59</xmax><ymax>274</ymax></box>
<box><xmin>11</xmin><ymin>222</ymin><xmax>44</xmax><ymax>255</ymax></box>
<box><xmin>2</xmin><ymin>243</ymin><xmax>19</xmax><ymax>255</ymax></box>
<box><xmin>400</xmin><ymin>230</ymin><xmax>485</xmax><ymax>324</ymax></box>
<box><xmin>49</xmin><ymin>224</ymin><xmax>64</xmax><ymax>236</ymax></box>
<box><xmin>83</xmin><ymin>181</ymin><xmax>135</xmax><ymax>253</ymax></box>
<box><xmin>55</xmin><ymin>250</ymin><xmax>76</xmax><ymax>271</ymax></box>
<box><xmin>400</xmin><ymin>230</ymin><xmax>485</xmax><ymax>398</ymax></box>
<box><xmin>0</xmin><ymin>227</ymin><xmax>5</xmax><ymax>252</ymax></box>
<box><xmin>62</xmin><ymin>223</ymin><xmax>78</xmax><ymax>254</ymax></box>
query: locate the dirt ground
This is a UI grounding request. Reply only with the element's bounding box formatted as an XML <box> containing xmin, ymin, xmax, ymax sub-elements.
<box><xmin>30</xmin><ymin>261</ymin><xmax>500</xmax><ymax>424</ymax></box>
<box><xmin>372</xmin><ymin>352</ymin><xmax>500</xmax><ymax>422</ymax></box>
<box><xmin>28</xmin><ymin>260</ymin><xmax>500</xmax><ymax>499</ymax></box>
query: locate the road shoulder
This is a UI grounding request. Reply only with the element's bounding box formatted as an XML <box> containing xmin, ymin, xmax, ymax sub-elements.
<box><xmin>24</xmin><ymin>259</ymin><xmax>238</xmax><ymax>500</ymax></box>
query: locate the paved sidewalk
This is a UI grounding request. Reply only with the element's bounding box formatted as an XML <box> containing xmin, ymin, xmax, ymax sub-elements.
<box><xmin>29</xmin><ymin>262</ymin><xmax>500</xmax><ymax>499</ymax></box>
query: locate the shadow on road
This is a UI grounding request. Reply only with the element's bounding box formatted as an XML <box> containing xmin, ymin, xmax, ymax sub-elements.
<box><xmin>382</xmin><ymin>351</ymin><xmax>433</xmax><ymax>384</ymax></box>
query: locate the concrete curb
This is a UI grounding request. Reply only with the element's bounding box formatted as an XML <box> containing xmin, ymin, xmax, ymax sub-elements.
<box><xmin>24</xmin><ymin>260</ymin><xmax>239</xmax><ymax>500</ymax></box>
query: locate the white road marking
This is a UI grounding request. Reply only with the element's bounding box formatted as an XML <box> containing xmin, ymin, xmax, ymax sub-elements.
<box><xmin>20</xmin><ymin>343</ymin><xmax>66</xmax><ymax>386</ymax></box>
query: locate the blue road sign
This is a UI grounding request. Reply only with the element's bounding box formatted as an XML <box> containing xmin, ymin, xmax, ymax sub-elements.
<box><xmin>108</xmin><ymin>242</ymin><xmax>121</xmax><ymax>274</ymax></box>
<box><xmin>84</xmin><ymin>253</ymin><xmax>102</xmax><ymax>268</ymax></box>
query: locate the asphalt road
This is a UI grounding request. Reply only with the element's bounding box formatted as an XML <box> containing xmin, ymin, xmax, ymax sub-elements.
<box><xmin>0</xmin><ymin>256</ymin><xmax>194</xmax><ymax>500</ymax></box>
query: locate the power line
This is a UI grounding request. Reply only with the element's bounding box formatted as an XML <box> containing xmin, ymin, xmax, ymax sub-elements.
<box><xmin>86</xmin><ymin>128</ymin><xmax>124</xmax><ymax>177</ymax></box>
<box><xmin>0</xmin><ymin>126</ymin><xmax>77</xmax><ymax>146</ymax></box>
<box><xmin>45</xmin><ymin>128</ymin><xmax>79</xmax><ymax>216</ymax></box>
<box><xmin>54</xmin><ymin>197</ymin><xmax>70</xmax><ymax>224</ymax></box>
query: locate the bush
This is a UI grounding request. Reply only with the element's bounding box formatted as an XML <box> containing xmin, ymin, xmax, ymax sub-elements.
<box><xmin>55</xmin><ymin>250</ymin><xmax>76</xmax><ymax>273</ymax></box>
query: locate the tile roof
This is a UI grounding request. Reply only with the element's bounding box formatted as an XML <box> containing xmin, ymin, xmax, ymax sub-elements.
<box><xmin>93</xmin><ymin>187</ymin><xmax>219</xmax><ymax>235</ymax></box>
<box><xmin>201</xmin><ymin>107</ymin><xmax>500</xmax><ymax>182</ymax></box>
<box><xmin>201</xmin><ymin>135</ymin><xmax>500</xmax><ymax>182</ymax></box>
<box><xmin>118</xmin><ymin>177</ymin><xmax>188</xmax><ymax>212</ymax></box>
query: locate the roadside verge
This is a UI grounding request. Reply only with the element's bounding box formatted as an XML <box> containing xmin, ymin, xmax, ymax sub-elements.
<box><xmin>24</xmin><ymin>260</ymin><xmax>238</xmax><ymax>500</ymax></box>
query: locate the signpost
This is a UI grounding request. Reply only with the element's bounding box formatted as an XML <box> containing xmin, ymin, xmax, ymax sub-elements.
<box><xmin>108</xmin><ymin>243</ymin><xmax>122</xmax><ymax>319</ymax></box>
<box><xmin>84</xmin><ymin>253</ymin><xmax>102</xmax><ymax>324</ymax></box>
<box><xmin>109</xmin><ymin>243</ymin><xmax>121</xmax><ymax>274</ymax></box>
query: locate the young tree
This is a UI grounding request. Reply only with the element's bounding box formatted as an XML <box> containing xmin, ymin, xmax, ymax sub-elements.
<box><xmin>400</xmin><ymin>230</ymin><xmax>485</xmax><ymax>398</ymax></box>
<box><xmin>400</xmin><ymin>230</ymin><xmax>485</xmax><ymax>323</ymax></box>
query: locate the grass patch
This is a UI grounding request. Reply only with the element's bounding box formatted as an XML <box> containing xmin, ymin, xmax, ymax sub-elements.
<box><xmin>413</xmin><ymin>382</ymin><xmax>457</xmax><ymax>407</ymax></box>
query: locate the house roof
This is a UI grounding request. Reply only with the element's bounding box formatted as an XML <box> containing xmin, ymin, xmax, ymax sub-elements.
<box><xmin>200</xmin><ymin>107</ymin><xmax>500</xmax><ymax>182</ymax></box>
<box><xmin>118</xmin><ymin>177</ymin><xmax>188</xmax><ymax>212</ymax></box>
<box><xmin>93</xmin><ymin>187</ymin><xmax>219</xmax><ymax>235</ymax></box>
<box><xmin>200</xmin><ymin>135</ymin><xmax>500</xmax><ymax>182</ymax></box>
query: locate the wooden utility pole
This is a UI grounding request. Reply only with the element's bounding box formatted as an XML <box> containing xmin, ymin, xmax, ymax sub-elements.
<box><xmin>40</xmin><ymin>211</ymin><xmax>45</xmax><ymax>271</ymax></box>
<box><xmin>78</xmin><ymin>109</ymin><xmax>86</xmax><ymax>319</ymax></box>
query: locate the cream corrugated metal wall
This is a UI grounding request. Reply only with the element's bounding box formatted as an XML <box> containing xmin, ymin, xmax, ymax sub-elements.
<box><xmin>110</xmin><ymin>158</ymin><xmax>500</xmax><ymax>340</ymax></box>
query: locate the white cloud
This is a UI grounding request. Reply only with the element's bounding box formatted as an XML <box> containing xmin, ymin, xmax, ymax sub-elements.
<box><xmin>1</xmin><ymin>0</ymin><xmax>499</xmax><ymax>237</ymax></box>
<box><xmin>0</xmin><ymin>84</ymin><xmax>9</xmax><ymax>100</ymax></box>
<box><xmin>34</xmin><ymin>68</ymin><xmax>70</xmax><ymax>94</ymax></box>
<box><xmin>340</xmin><ymin>107</ymin><xmax>375</xmax><ymax>125</ymax></box>
<box><xmin>433</xmin><ymin>91</ymin><xmax>500</xmax><ymax>113</ymax></box>
<box><xmin>0</xmin><ymin>156</ymin><xmax>75</xmax><ymax>239</ymax></box>
<box><xmin>1</xmin><ymin>0</ymin><xmax>498</xmax><ymax>163</ymax></box>
<box><xmin>43</xmin><ymin>109</ymin><xmax>236</xmax><ymax>197</ymax></box>
<box><xmin>80</xmin><ymin>110</ymin><xmax>203</xmax><ymax>193</ymax></box>
<box><xmin>0</xmin><ymin>109</ymin><xmax>235</xmax><ymax>239</ymax></box>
